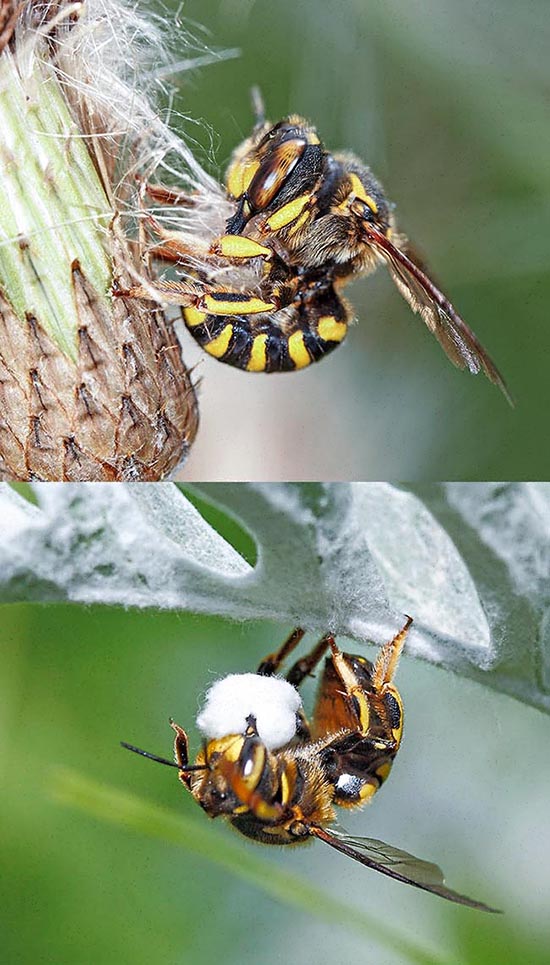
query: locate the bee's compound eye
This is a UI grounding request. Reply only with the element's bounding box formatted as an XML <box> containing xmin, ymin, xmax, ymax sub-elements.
<box><xmin>351</xmin><ymin>198</ymin><xmax>376</xmax><ymax>222</ymax></box>
<box><xmin>239</xmin><ymin>740</ymin><xmax>266</xmax><ymax>787</ymax></box>
<box><xmin>384</xmin><ymin>692</ymin><xmax>402</xmax><ymax>730</ymax></box>
<box><xmin>247</xmin><ymin>138</ymin><xmax>307</xmax><ymax>211</ymax></box>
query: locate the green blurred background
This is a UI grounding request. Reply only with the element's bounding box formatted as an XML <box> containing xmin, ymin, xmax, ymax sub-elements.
<box><xmin>162</xmin><ymin>0</ymin><xmax>550</xmax><ymax>480</ymax></box>
<box><xmin>2</xmin><ymin>598</ymin><xmax>550</xmax><ymax>965</ymax></box>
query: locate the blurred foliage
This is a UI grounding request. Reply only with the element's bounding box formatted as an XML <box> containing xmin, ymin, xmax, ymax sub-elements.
<box><xmin>161</xmin><ymin>0</ymin><xmax>550</xmax><ymax>479</ymax></box>
<box><xmin>50</xmin><ymin>770</ymin><xmax>443</xmax><ymax>964</ymax></box>
<box><xmin>2</xmin><ymin>599</ymin><xmax>549</xmax><ymax>965</ymax></box>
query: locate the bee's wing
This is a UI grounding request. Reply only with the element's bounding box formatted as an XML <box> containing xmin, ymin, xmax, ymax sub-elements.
<box><xmin>309</xmin><ymin>826</ymin><xmax>500</xmax><ymax>912</ymax></box>
<box><xmin>362</xmin><ymin>224</ymin><xmax>513</xmax><ymax>406</ymax></box>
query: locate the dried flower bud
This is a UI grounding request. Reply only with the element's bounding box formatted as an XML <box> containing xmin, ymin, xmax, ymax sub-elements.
<box><xmin>0</xmin><ymin>0</ymin><xmax>203</xmax><ymax>479</ymax></box>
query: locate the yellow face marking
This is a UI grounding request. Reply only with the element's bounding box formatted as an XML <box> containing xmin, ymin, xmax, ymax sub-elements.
<box><xmin>349</xmin><ymin>173</ymin><xmax>378</xmax><ymax>213</ymax></box>
<box><xmin>207</xmin><ymin>734</ymin><xmax>244</xmax><ymax>762</ymax></box>
<box><xmin>226</xmin><ymin>158</ymin><xmax>260</xmax><ymax>198</ymax></box>
<box><xmin>317</xmin><ymin>315</ymin><xmax>347</xmax><ymax>343</ymax></box>
<box><xmin>280</xmin><ymin>769</ymin><xmax>291</xmax><ymax>807</ymax></box>
<box><xmin>213</xmin><ymin>235</ymin><xmax>271</xmax><ymax>260</ymax></box>
<box><xmin>204</xmin><ymin>324</ymin><xmax>233</xmax><ymax>359</ymax></box>
<box><xmin>287</xmin><ymin>330</ymin><xmax>311</xmax><ymax>370</ymax></box>
<box><xmin>203</xmin><ymin>295</ymin><xmax>275</xmax><ymax>316</ymax></box>
<box><xmin>307</xmin><ymin>132</ymin><xmax>320</xmax><ymax>145</ymax></box>
<box><xmin>247</xmin><ymin>333</ymin><xmax>268</xmax><ymax>372</ymax></box>
<box><xmin>266</xmin><ymin>193</ymin><xmax>310</xmax><ymax>231</ymax></box>
<box><xmin>184</xmin><ymin>306</ymin><xmax>207</xmax><ymax>328</ymax></box>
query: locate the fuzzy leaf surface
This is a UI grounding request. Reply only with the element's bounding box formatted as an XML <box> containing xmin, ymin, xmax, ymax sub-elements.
<box><xmin>0</xmin><ymin>481</ymin><xmax>548</xmax><ymax>711</ymax></box>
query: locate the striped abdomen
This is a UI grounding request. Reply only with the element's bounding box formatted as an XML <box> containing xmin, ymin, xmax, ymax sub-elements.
<box><xmin>183</xmin><ymin>286</ymin><xmax>349</xmax><ymax>373</ymax></box>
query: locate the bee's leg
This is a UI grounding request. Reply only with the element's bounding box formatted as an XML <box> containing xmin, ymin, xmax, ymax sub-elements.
<box><xmin>312</xmin><ymin>643</ymin><xmax>397</xmax><ymax>809</ymax></box>
<box><xmin>327</xmin><ymin>642</ymin><xmax>374</xmax><ymax>738</ymax></box>
<box><xmin>257</xmin><ymin>629</ymin><xmax>335</xmax><ymax>687</ymax></box>
<box><xmin>170</xmin><ymin>720</ymin><xmax>190</xmax><ymax>766</ymax></box>
<box><xmin>364</xmin><ymin>616</ymin><xmax>411</xmax><ymax>747</ymax></box>
<box><xmin>145</xmin><ymin>183</ymin><xmax>198</xmax><ymax>207</ymax></box>
<box><xmin>209</xmin><ymin>234</ymin><xmax>273</xmax><ymax>262</ymax></box>
<box><xmin>135</xmin><ymin>212</ymin><xmax>275</xmax><ymax>268</ymax></box>
<box><xmin>169</xmin><ymin>719</ymin><xmax>193</xmax><ymax>789</ymax></box>
<box><xmin>310</xmin><ymin>620</ymin><xmax>413</xmax><ymax>809</ymax></box>
<box><xmin>257</xmin><ymin>630</ymin><xmax>332</xmax><ymax>742</ymax></box>
<box><xmin>257</xmin><ymin>627</ymin><xmax>306</xmax><ymax>676</ymax></box>
<box><xmin>325</xmin><ymin>617</ymin><xmax>411</xmax><ymax>746</ymax></box>
<box><xmin>371</xmin><ymin>616</ymin><xmax>412</xmax><ymax>691</ymax></box>
<box><xmin>137</xmin><ymin>190</ymin><xmax>277</xmax><ymax>269</ymax></box>
<box><xmin>115</xmin><ymin>280</ymin><xmax>279</xmax><ymax>315</ymax></box>
<box><xmin>285</xmin><ymin>634</ymin><xmax>334</xmax><ymax>687</ymax></box>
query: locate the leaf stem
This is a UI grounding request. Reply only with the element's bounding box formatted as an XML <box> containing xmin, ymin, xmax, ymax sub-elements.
<box><xmin>50</xmin><ymin>766</ymin><xmax>456</xmax><ymax>965</ymax></box>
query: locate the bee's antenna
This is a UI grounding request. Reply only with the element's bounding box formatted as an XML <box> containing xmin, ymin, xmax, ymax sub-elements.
<box><xmin>120</xmin><ymin>741</ymin><xmax>209</xmax><ymax>772</ymax></box>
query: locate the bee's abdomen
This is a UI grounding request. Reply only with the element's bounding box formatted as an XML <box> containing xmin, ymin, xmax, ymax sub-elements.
<box><xmin>183</xmin><ymin>289</ymin><xmax>349</xmax><ymax>373</ymax></box>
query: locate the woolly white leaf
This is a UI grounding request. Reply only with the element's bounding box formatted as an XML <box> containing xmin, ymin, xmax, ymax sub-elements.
<box><xmin>0</xmin><ymin>481</ymin><xmax>548</xmax><ymax>712</ymax></box>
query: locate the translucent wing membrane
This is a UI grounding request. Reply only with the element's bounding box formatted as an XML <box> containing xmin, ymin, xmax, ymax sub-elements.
<box><xmin>310</xmin><ymin>826</ymin><xmax>501</xmax><ymax>912</ymax></box>
<box><xmin>363</xmin><ymin>224</ymin><xmax>513</xmax><ymax>406</ymax></box>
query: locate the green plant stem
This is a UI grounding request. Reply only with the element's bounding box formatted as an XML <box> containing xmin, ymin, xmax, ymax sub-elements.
<box><xmin>50</xmin><ymin>767</ymin><xmax>456</xmax><ymax>965</ymax></box>
<box><xmin>0</xmin><ymin>49</ymin><xmax>112</xmax><ymax>360</ymax></box>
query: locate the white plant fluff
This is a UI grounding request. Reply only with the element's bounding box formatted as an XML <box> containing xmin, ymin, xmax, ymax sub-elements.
<box><xmin>196</xmin><ymin>674</ymin><xmax>303</xmax><ymax>750</ymax></box>
<box><xmin>0</xmin><ymin>0</ymin><xmax>236</xmax><ymax>479</ymax></box>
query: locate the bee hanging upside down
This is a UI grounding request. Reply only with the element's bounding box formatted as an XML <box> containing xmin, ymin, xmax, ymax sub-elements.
<box><xmin>122</xmin><ymin>618</ymin><xmax>499</xmax><ymax>912</ymax></box>
<box><xmin>117</xmin><ymin>90</ymin><xmax>511</xmax><ymax>401</ymax></box>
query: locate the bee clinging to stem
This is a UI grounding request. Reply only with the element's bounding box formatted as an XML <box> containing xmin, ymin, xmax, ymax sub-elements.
<box><xmin>117</xmin><ymin>89</ymin><xmax>511</xmax><ymax>401</ymax></box>
<box><xmin>122</xmin><ymin>617</ymin><xmax>499</xmax><ymax>912</ymax></box>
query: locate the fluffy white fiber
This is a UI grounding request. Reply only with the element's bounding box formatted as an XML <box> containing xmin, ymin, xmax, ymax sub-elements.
<box><xmin>196</xmin><ymin>674</ymin><xmax>303</xmax><ymax>750</ymax></box>
<box><xmin>6</xmin><ymin>0</ymin><xmax>235</xmax><ymax>280</ymax></box>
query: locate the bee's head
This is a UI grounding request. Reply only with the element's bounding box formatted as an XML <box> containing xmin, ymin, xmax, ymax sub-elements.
<box><xmin>338</xmin><ymin>164</ymin><xmax>392</xmax><ymax>236</ymax></box>
<box><xmin>193</xmin><ymin>729</ymin><xmax>281</xmax><ymax>822</ymax></box>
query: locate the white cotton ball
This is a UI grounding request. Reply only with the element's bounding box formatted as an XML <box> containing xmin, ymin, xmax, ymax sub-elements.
<box><xmin>196</xmin><ymin>673</ymin><xmax>303</xmax><ymax>750</ymax></box>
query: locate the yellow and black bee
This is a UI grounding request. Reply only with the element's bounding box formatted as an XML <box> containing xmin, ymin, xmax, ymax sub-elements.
<box><xmin>122</xmin><ymin>619</ymin><xmax>499</xmax><ymax>912</ymax></box>
<box><xmin>119</xmin><ymin>92</ymin><xmax>510</xmax><ymax>400</ymax></box>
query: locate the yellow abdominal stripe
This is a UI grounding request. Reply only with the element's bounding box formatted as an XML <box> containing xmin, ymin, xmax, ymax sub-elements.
<box><xmin>287</xmin><ymin>331</ymin><xmax>311</xmax><ymax>370</ymax></box>
<box><xmin>376</xmin><ymin>762</ymin><xmax>392</xmax><ymax>782</ymax></box>
<box><xmin>205</xmin><ymin>324</ymin><xmax>233</xmax><ymax>358</ymax></box>
<box><xmin>247</xmin><ymin>333</ymin><xmax>268</xmax><ymax>372</ymax></box>
<box><xmin>317</xmin><ymin>315</ymin><xmax>347</xmax><ymax>343</ymax></box>
<box><xmin>358</xmin><ymin>783</ymin><xmax>377</xmax><ymax>803</ymax></box>
<box><xmin>204</xmin><ymin>294</ymin><xmax>275</xmax><ymax>315</ymax></box>
<box><xmin>184</xmin><ymin>306</ymin><xmax>207</xmax><ymax>327</ymax></box>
